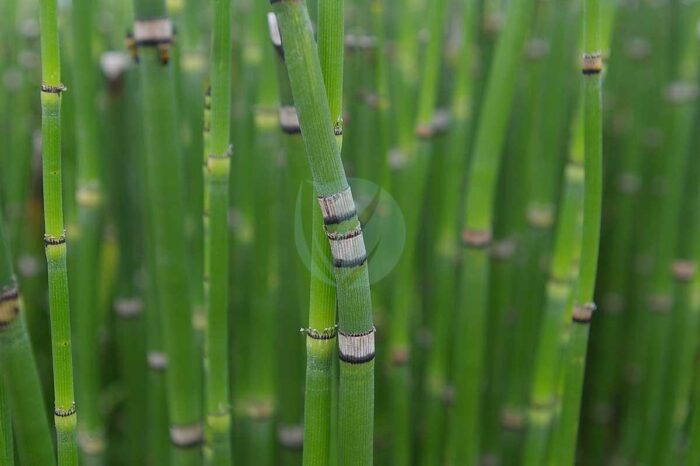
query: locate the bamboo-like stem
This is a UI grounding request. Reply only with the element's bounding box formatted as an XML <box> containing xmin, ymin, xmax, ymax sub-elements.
<box><xmin>102</xmin><ymin>52</ymin><xmax>149</xmax><ymax>466</ymax></box>
<box><xmin>204</xmin><ymin>0</ymin><xmax>233</xmax><ymax>461</ymax></box>
<box><xmin>272</xmin><ymin>2</ymin><xmax>375</xmax><ymax>464</ymax></box>
<box><xmin>303</xmin><ymin>0</ymin><xmax>343</xmax><ymax>462</ymax></box>
<box><xmin>445</xmin><ymin>0</ymin><xmax>536</xmax><ymax>463</ymax></box>
<box><xmin>0</xmin><ymin>380</ymin><xmax>12</xmax><ymax>466</ymax></box>
<box><xmin>0</xmin><ymin>212</ymin><xmax>55</xmax><ymax>465</ymax></box>
<box><xmin>269</xmin><ymin>13</ymin><xmax>309</xmax><ymax>462</ymax></box>
<box><xmin>522</xmin><ymin>113</ymin><xmax>585</xmax><ymax>466</ymax></box>
<box><xmin>388</xmin><ymin>0</ymin><xmax>449</xmax><ymax>462</ymax></box>
<box><xmin>550</xmin><ymin>0</ymin><xmax>603</xmax><ymax>462</ymax></box>
<box><xmin>303</xmin><ymin>203</ymin><xmax>338</xmax><ymax>466</ymax></box>
<box><xmin>419</xmin><ymin>2</ymin><xmax>478</xmax><ymax>465</ymax></box>
<box><xmin>38</xmin><ymin>0</ymin><xmax>79</xmax><ymax>461</ymax></box>
<box><xmin>130</xmin><ymin>0</ymin><xmax>203</xmax><ymax>461</ymax></box>
<box><xmin>69</xmin><ymin>0</ymin><xmax>105</xmax><ymax>460</ymax></box>
<box><xmin>318</xmin><ymin>0</ymin><xmax>343</xmax><ymax>144</ymax></box>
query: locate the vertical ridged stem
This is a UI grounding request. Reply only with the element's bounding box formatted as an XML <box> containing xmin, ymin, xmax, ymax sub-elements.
<box><xmin>204</xmin><ymin>0</ymin><xmax>233</xmax><ymax>461</ymax></box>
<box><xmin>445</xmin><ymin>0</ymin><xmax>536</xmax><ymax>463</ymax></box>
<box><xmin>103</xmin><ymin>57</ymin><xmax>148</xmax><ymax>466</ymax></box>
<box><xmin>38</xmin><ymin>0</ymin><xmax>78</xmax><ymax>461</ymax></box>
<box><xmin>551</xmin><ymin>0</ymin><xmax>603</xmax><ymax>462</ymax></box>
<box><xmin>272</xmin><ymin>2</ymin><xmax>375</xmax><ymax>464</ymax></box>
<box><xmin>131</xmin><ymin>0</ymin><xmax>203</xmax><ymax>462</ymax></box>
<box><xmin>70</xmin><ymin>0</ymin><xmax>105</xmax><ymax>460</ymax></box>
<box><xmin>0</xmin><ymin>211</ymin><xmax>55</xmax><ymax>465</ymax></box>
<box><xmin>303</xmin><ymin>204</ymin><xmax>338</xmax><ymax>466</ymax></box>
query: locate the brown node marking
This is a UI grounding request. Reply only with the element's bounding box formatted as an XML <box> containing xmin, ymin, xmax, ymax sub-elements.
<box><xmin>54</xmin><ymin>402</ymin><xmax>77</xmax><ymax>417</ymax></box>
<box><xmin>572</xmin><ymin>302</ymin><xmax>596</xmax><ymax>324</ymax></box>
<box><xmin>582</xmin><ymin>52</ymin><xmax>603</xmax><ymax>75</ymax></box>
<box><xmin>44</xmin><ymin>230</ymin><xmax>67</xmax><ymax>246</ymax></box>
<box><xmin>461</xmin><ymin>229</ymin><xmax>492</xmax><ymax>249</ymax></box>
<box><xmin>125</xmin><ymin>32</ymin><xmax>139</xmax><ymax>62</ymax></box>
<box><xmin>672</xmin><ymin>260</ymin><xmax>696</xmax><ymax>282</ymax></box>
<box><xmin>41</xmin><ymin>82</ymin><xmax>67</xmax><ymax>94</ymax></box>
<box><xmin>300</xmin><ymin>325</ymin><xmax>337</xmax><ymax>340</ymax></box>
<box><xmin>0</xmin><ymin>287</ymin><xmax>20</xmax><ymax>329</ymax></box>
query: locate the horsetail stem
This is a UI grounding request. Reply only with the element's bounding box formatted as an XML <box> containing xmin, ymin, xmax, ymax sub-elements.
<box><xmin>271</xmin><ymin>2</ymin><xmax>375</xmax><ymax>464</ymax></box>
<box><xmin>204</xmin><ymin>0</ymin><xmax>233</xmax><ymax>461</ymax></box>
<box><xmin>38</xmin><ymin>0</ymin><xmax>79</xmax><ymax>461</ymax></box>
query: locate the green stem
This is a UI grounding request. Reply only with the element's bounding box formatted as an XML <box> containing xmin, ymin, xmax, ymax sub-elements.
<box><xmin>38</xmin><ymin>0</ymin><xmax>79</xmax><ymax>461</ymax></box>
<box><xmin>131</xmin><ymin>0</ymin><xmax>204</xmax><ymax>461</ymax></box>
<box><xmin>272</xmin><ymin>2</ymin><xmax>375</xmax><ymax>464</ymax></box>
<box><xmin>204</xmin><ymin>0</ymin><xmax>233</xmax><ymax>462</ymax></box>
<box><xmin>0</xmin><ymin>212</ymin><xmax>55</xmax><ymax>465</ymax></box>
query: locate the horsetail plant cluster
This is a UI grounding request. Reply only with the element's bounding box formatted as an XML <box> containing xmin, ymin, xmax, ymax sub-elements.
<box><xmin>5</xmin><ymin>0</ymin><xmax>700</xmax><ymax>464</ymax></box>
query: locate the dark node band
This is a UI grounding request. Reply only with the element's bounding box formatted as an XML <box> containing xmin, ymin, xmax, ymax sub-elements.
<box><xmin>41</xmin><ymin>82</ymin><xmax>67</xmax><ymax>94</ymax></box>
<box><xmin>338</xmin><ymin>327</ymin><xmax>375</xmax><ymax>364</ymax></box>
<box><xmin>55</xmin><ymin>403</ymin><xmax>77</xmax><ymax>417</ymax></box>
<box><xmin>300</xmin><ymin>326</ymin><xmax>337</xmax><ymax>340</ymax></box>
<box><xmin>0</xmin><ymin>287</ymin><xmax>19</xmax><ymax>303</ymax></box>
<box><xmin>333</xmin><ymin>255</ymin><xmax>368</xmax><ymax>269</ymax></box>
<box><xmin>44</xmin><ymin>230</ymin><xmax>67</xmax><ymax>246</ymax></box>
<box><xmin>318</xmin><ymin>187</ymin><xmax>357</xmax><ymax>225</ymax></box>
<box><xmin>582</xmin><ymin>53</ymin><xmax>603</xmax><ymax>75</ymax></box>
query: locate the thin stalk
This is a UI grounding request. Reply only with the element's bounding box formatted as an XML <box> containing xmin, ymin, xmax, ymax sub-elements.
<box><xmin>272</xmin><ymin>2</ymin><xmax>375</xmax><ymax>465</ymax></box>
<box><xmin>0</xmin><ymin>380</ymin><xmax>12</xmax><ymax>466</ymax></box>
<box><xmin>130</xmin><ymin>0</ymin><xmax>204</xmax><ymax>461</ymax></box>
<box><xmin>420</xmin><ymin>1</ymin><xmax>478</xmax><ymax>464</ymax></box>
<box><xmin>549</xmin><ymin>0</ymin><xmax>603</xmax><ymax>462</ymax></box>
<box><xmin>102</xmin><ymin>53</ymin><xmax>148</xmax><ymax>466</ymax></box>
<box><xmin>445</xmin><ymin>0</ymin><xmax>536</xmax><ymax>462</ymax></box>
<box><xmin>69</xmin><ymin>0</ymin><xmax>105</xmax><ymax>459</ymax></box>
<box><xmin>268</xmin><ymin>13</ymin><xmax>309</xmax><ymax>463</ymax></box>
<box><xmin>0</xmin><ymin>211</ymin><xmax>55</xmax><ymax>465</ymax></box>
<box><xmin>522</xmin><ymin>112</ymin><xmax>585</xmax><ymax>466</ymax></box>
<box><xmin>388</xmin><ymin>0</ymin><xmax>449</xmax><ymax>463</ymax></box>
<box><xmin>318</xmin><ymin>0</ymin><xmax>344</xmax><ymax>144</ymax></box>
<box><xmin>38</xmin><ymin>0</ymin><xmax>79</xmax><ymax>461</ymax></box>
<box><xmin>303</xmin><ymin>203</ymin><xmax>338</xmax><ymax>466</ymax></box>
<box><xmin>204</xmin><ymin>0</ymin><xmax>233</xmax><ymax>461</ymax></box>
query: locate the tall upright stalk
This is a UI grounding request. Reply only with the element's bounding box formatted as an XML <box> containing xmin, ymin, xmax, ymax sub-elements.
<box><xmin>550</xmin><ymin>0</ymin><xmax>603</xmax><ymax>462</ymax></box>
<box><xmin>445</xmin><ymin>0</ymin><xmax>536</xmax><ymax>463</ymax></box>
<box><xmin>204</xmin><ymin>0</ymin><xmax>233</xmax><ymax>462</ymax></box>
<box><xmin>272</xmin><ymin>1</ymin><xmax>375</xmax><ymax>464</ymax></box>
<box><xmin>0</xmin><ymin>381</ymin><xmax>11</xmax><ymax>466</ymax></box>
<box><xmin>0</xmin><ymin>211</ymin><xmax>55</xmax><ymax>465</ymax></box>
<box><xmin>420</xmin><ymin>1</ymin><xmax>478</xmax><ymax>464</ymax></box>
<box><xmin>302</xmin><ymin>203</ymin><xmax>338</xmax><ymax>466</ymax></box>
<box><xmin>130</xmin><ymin>0</ymin><xmax>203</xmax><ymax>461</ymax></box>
<box><xmin>70</xmin><ymin>0</ymin><xmax>105</xmax><ymax>460</ymax></box>
<box><xmin>38</xmin><ymin>0</ymin><xmax>79</xmax><ymax>461</ymax></box>
<box><xmin>302</xmin><ymin>0</ymin><xmax>343</xmax><ymax>463</ymax></box>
